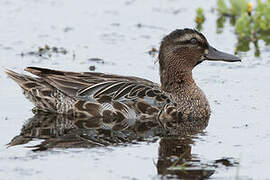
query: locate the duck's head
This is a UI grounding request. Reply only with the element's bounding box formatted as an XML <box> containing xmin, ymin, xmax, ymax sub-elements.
<box><xmin>158</xmin><ymin>28</ymin><xmax>241</xmax><ymax>91</ymax></box>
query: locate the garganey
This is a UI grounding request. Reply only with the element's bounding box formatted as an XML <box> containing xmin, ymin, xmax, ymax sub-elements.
<box><xmin>5</xmin><ymin>28</ymin><xmax>240</xmax><ymax>130</ymax></box>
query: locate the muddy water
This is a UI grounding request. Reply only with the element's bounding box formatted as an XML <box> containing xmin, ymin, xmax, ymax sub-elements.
<box><xmin>1</xmin><ymin>0</ymin><xmax>270</xmax><ymax>179</ymax></box>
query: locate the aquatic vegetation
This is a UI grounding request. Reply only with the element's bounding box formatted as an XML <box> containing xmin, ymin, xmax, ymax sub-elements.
<box><xmin>218</xmin><ymin>0</ymin><xmax>270</xmax><ymax>56</ymax></box>
<box><xmin>166</xmin><ymin>154</ymin><xmax>188</xmax><ymax>172</ymax></box>
<box><xmin>253</xmin><ymin>0</ymin><xmax>270</xmax><ymax>31</ymax></box>
<box><xmin>235</xmin><ymin>13</ymin><xmax>252</xmax><ymax>39</ymax></box>
<box><xmin>217</xmin><ymin>0</ymin><xmax>229</xmax><ymax>15</ymax></box>
<box><xmin>38</xmin><ymin>45</ymin><xmax>68</xmax><ymax>56</ymax></box>
<box><xmin>217</xmin><ymin>0</ymin><xmax>249</xmax><ymax>16</ymax></box>
<box><xmin>196</xmin><ymin>0</ymin><xmax>270</xmax><ymax>56</ymax></box>
<box><xmin>167</xmin><ymin>162</ymin><xmax>187</xmax><ymax>172</ymax></box>
<box><xmin>195</xmin><ymin>8</ymin><xmax>205</xmax><ymax>31</ymax></box>
<box><xmin>21</xmin><ymin>45</ymin><xmax>68</xmax><ymax>59</ymax></box>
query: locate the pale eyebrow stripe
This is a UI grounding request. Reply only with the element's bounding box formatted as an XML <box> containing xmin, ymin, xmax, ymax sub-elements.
<box><xmin>175</xmin><ymin>33</ymin><xmax>204</xmax><ymax>43</ymax></box>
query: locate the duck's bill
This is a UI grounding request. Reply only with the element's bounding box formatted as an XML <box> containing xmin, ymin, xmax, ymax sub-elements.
<box><xmin>204</xmin><ymin>46</ymin><xmax>241</xmax><ymax>62</ymax></box>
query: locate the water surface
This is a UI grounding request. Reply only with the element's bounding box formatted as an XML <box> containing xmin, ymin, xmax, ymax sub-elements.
<box><xmin>1</xmin><ymin>0</ymin><xmax>270</xmax><ymax>179</ymax></box>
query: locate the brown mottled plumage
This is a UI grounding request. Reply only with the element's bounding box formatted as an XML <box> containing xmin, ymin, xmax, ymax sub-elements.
<box><xmin>5</xmin><ymin>28</ymin><xmax>240</xmax><ymax>131</ymax></box>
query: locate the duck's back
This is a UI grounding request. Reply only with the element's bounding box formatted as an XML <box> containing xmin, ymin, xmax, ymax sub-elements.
<box><xmin>6</xmin><ymin>67</ymin><xmax>171</xmax><ymax>129</ymax></box>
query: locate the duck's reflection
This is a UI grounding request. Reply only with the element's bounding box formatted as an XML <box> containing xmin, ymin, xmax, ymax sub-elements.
<box><xmin>8</xmin><ymin>112</ymin><xmax>214</xmax><ymax>179</ymax></box>
<box><xmin>157</xmin><ymin>137</ymin><xmax>214</xmax><ymax>179</ymax></box>
<box><xmin>8</xmin><ymin>112</ymin><xmax>161</xmax><ymax>149</ymax></box>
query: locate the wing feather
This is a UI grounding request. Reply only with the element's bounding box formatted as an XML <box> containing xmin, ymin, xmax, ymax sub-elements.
<box><xmin>24</xmin><ymin>67</ymin><xmax>171</xmax><ymax>110</ymax></box>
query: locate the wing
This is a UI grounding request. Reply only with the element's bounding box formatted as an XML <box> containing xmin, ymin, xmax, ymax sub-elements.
<box><xmin>22</xmin><ymin>67</ymin><xmax>174</xmax><ymax>127</ymax></box>
<box><xmin>25</xmin><ymin>67</ymin><xmax>171</xmax><ymax>107</ymax></box>
<box><xmin>6</xmin><ymin>67</ymin><xmax>175</xmax><ymax>130</ymax></box>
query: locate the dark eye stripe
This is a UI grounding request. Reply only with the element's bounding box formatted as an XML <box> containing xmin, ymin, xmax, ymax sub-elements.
<box><xmin>173</xmin><ymin>40</ymin><xmax>190</xmax><ymax>45</ymax></box>
<box><xmin>174</xmin><ymin>39</ymin><xmax>206</xmax><ymax>48</ymax></box>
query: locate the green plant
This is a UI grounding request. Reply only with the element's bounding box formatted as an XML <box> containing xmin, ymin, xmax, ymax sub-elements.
<box><xmin>195</xmin><ymin>8</ymin><xmax>205</xmax><ymax>31</ymax></box>
<box><xmin>196</xmin><ymin>0</ymin><xmax>270</xmax><ymax>56</ymax></box>
<box><xmin>217</xmin><ymin>0</ymin><xmax>229</xmax><ymax>15</ymax></box>
<box><xmin>217</xmin><ymin>0</ymin><xmax>249</xmax><ymax>16</ymax></box>
<box><xmin>254</xmin><ymin>0</ymin><xmax>270</xmax><ymax>32</ymax></box>
<box><xmin>235</xmin><ymin>13</ymin><xmax>252</xmax><ymax>39</ymax></box>
<box><xmin>229</xmin><ymin>0</ymin><xmax>249</xmax><ymax>16</ymax></box>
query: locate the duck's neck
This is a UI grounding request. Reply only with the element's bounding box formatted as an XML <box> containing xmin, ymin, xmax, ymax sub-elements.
<box><xmin>160</xmin><ymin>60</ymin><xmax>210</xmax><ymax>120</ymax></box>
<box><xmin>160</xmin><ymin>66</ymin><xmax>195</xmax><ymax>93</ymax></box>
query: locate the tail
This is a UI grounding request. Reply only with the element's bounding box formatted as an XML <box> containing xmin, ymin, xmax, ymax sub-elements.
<box><xmin>5</xmin><ymin>69</ymin><xmax>52</xmax><ymax>111</ymax></box>
<box><xmin>4</xmin><ymin>69</ymin><xmax>29</xmax><ymax>90</ymax></box>
<box><xmin>5</xmin><ymin>68</ymin><xmax>69</xmax><ymax>113</ymax></box>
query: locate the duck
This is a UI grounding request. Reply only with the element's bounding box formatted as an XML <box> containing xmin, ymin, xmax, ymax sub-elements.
<box><xmin>5</xmin><ymin>28</ymin><xmax>240</xmax><ymax>130</ymax></box>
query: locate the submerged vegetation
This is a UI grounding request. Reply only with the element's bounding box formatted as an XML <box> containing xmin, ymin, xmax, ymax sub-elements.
<box><xmin>195</xmin><ymin>0</ymin><xmax>270</xmax><ymax>57</ymax></box>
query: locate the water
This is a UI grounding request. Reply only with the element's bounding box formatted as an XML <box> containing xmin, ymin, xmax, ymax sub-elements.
<box><xmin>1</xmin><ymin>0</ymin><xmax>270</xmax><ymax>179</ymax></box>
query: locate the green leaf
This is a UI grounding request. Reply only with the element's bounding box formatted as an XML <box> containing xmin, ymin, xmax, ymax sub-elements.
<box><xmin>217</xmin><ymin>0</ymin><xmax>229</xmax><ymax>14</ymax></box>
<box><xmin>229</xmin><ymin>0</ymin><xmax>248</xmax><ymax>16</ymax></box>
<box><xmin>235</xmin><ymin>13</ymin><xmax>252</xmax><ymax>38</ymax></box>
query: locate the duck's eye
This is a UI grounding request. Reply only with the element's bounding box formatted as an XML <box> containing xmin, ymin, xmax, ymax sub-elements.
<box><xmin>190</xmin><ymin>38</ymin><xmax>198</xmax><ymax>44</ymax></box>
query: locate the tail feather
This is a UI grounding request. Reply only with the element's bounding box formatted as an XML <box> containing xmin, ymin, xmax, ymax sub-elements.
<box><xmin>5</xmin><ymin>69</ymin><xmax>28</xmax><ymax>89</ymax></box>
<box><xmin>5</xmin><ymin>68</ymin><xmax>72</xmax><ymax>113</ymax></box>
<box><xmin>25</xmin><ymin>67</ymin><xmax>65</xmax><ymax>77</ymax></box>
